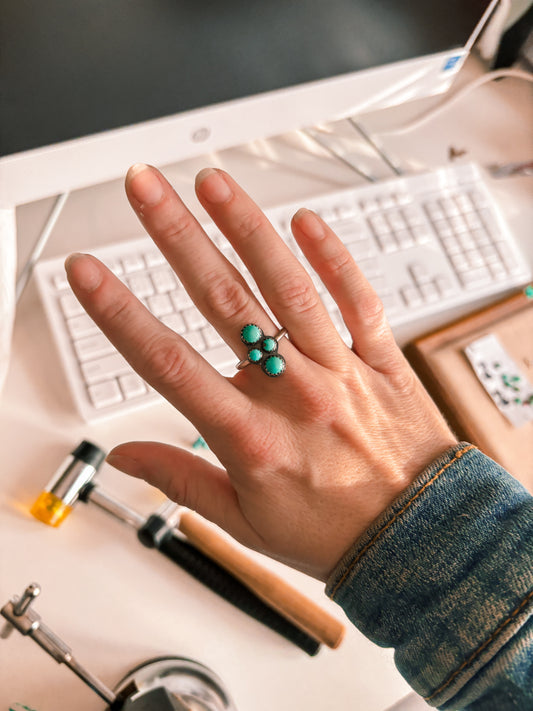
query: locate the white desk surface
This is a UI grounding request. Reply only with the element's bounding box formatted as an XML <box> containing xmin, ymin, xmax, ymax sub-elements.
<box><xmin>1</xmin><ymin>57</ymin><xmax>532</xmax><ymax>710</ymax></box>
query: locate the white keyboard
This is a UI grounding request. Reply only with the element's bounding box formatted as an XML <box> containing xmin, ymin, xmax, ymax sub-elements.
<box><xmin>35</xmin><ymin>163</ymin><xmax>531</xmax><ymax>422</ymax></box>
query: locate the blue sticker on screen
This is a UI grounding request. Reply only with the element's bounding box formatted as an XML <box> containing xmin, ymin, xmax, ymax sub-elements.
<box><xmin>443</xmin><ymin>55</ymin><xmax>462</xmax><ymax>72</ymax></box>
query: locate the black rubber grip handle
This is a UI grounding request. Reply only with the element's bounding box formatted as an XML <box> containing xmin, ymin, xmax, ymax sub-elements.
<box><xmin>152</xmin><ymin>532</ymin><xmax>320</xmax><ymax>656</ymax></box>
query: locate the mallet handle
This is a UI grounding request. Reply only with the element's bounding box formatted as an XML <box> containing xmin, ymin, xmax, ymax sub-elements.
<box><xmin>178</xmin><ymin>511</ymin><xmax>345</xmax><ymax>649</ymax></box>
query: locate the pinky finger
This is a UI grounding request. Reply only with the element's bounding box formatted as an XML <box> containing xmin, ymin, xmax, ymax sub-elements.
<box><xmin>291</xmin><ymin>208</ymin><xmax>404</xmax><ymax>374</ymax></box>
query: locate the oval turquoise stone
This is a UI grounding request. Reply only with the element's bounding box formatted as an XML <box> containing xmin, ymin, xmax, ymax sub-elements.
<box><xmin>248</xmin><ymin>347</ymin><xmax>263</xmax><ymax>363</ymax></box>
<box><xmin>262</xmin><ymin>354</ymin><xmax>286</xmax><ymax>377</ymax></box>
<box><xmin>241</xmin><ymin>323</ymin><xmax>263</xmax><ymax>345</ymax></box>
<box><xmin>262</xmin><ymin>337</ymin><xmax>277</xmax><ymax>353</ymax></box>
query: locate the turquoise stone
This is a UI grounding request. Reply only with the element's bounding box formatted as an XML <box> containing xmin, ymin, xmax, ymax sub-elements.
<box><xmin>248</xmin><ymin>347</ymin><xmax>263</xmax><ymax>363</ymax></box>
<box><xmin>262</xmin><ymin>354</ymin><xmax>286</xmax><ymax>377</ymax></box>
<box><xmin>262</xmin><ymin>337</ymin><xmax>277</xmax><ymax>353</ymax></box>
<box><xmin>241</xmin><ymin>323</ymin><xmax>262</xmax><ymax>345</ymax></box>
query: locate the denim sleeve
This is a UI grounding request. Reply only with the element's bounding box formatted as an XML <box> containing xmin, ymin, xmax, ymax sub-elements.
<box><xmin>325</xmin><ymin>443</ymin><xmax>533</xmax><ymax>710</ymax></box>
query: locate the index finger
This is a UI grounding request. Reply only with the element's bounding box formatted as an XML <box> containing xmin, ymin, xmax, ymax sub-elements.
<box><xmin>65</xmin><ymin>252</ymin><xmax>250</xmax><ymax>434</ymax></box>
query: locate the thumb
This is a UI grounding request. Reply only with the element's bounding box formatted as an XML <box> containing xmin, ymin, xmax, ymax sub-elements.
<box><xmin>106</xmin><ymin>441</ymin><xmax>255</xmax><ymax>544</ymax></box>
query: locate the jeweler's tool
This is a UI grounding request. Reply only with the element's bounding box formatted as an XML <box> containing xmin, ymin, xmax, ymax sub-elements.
<box><xmin>0</xmin><ymin>583</ymin><xmax>121</xmax><ymax>708</ymax></box>
<box><xmin>31</xmin><ymin>441</ymin><xmax>345</xmax><ymax>652</ymax></box>
<box><xmin>1</xmin><ymin>584</ymin><xmax>237</xmax><ymax>710</ymax></box>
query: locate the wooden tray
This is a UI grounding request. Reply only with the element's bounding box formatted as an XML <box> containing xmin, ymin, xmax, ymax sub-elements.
<box><xmin>405</xmin><ymin>289</ymin><xmax>533</xmax><ymax>491</ymax></box>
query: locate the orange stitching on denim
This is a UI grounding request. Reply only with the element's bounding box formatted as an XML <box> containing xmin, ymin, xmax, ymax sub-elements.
<box><xmin>329</xmin><ymin>444</ymin><xmax>476</xmax><ymax>598</ymax></box>
<box><xmin>425</xmin><ymin>588</ymin><xmax>533</xmax><ymax>701</ymax></box>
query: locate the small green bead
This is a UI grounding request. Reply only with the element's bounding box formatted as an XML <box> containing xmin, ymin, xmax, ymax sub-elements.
<box><xmin>262</xmin><ymin>337</ymin><xmax>277</xmax><ymax>353</ymax></box>
<box><xmin>241</xmin><ymin>324</ymin><xmax>262</xmax><ymax>345</ymax></box>
<box><xmin>248</xmin><ymin>347</ymin><xmax>263</xmax><ymax>363</ymax></box>
<box><xmin>262</xmin><ymin>354</ymin><xmax>285</xmax><ymax>377</ymax></box>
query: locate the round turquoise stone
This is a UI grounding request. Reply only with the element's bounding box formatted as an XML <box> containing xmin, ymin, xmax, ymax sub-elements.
<box><xmin>262</xmin><ymin>354</ymin><xmax>286</xmax><ymax>377</ymax></box>
<box><xmin>262</xmin><ymin>337</ymin><xmax>277</xmax><ymax>353</ymax></box>
<box><xmin>248</xmin><ymin>347</ymin><xmax>263</xmax><ymax>363</ymax></box>
<box><xmin>241</xmin><ymin>323</ymin><xmax>263</xmax><ymax>345</ymax></box>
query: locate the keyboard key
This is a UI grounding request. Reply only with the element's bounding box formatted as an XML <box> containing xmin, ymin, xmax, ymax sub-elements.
<box><xmin>203</xmin><ymin>344</ymin><xmax>236</xmax><ymax>371</ymax></box>
<box><xmin>183</xmin><ymin>330</ymin><xmax>205</xmax><ymax>352</ymax></box>
<box><xmin>161</xmin><ymin>312</ymin><xmax>186</xmax><ymax>334</ymax></box>
<box><xmin>419</xmin><ymin>282</ymin><xmax>439</xmax><ymax>302</ymax></box>
<box><xmin>409</xmin><ymin>263</ymin><xmax>431</xmax><ymax>284</ymax></box>
<box><xmin>375</xmin><ymin>232</ymin><xmax>397</xmax><ymax>253</ymax></box>
<box><xmin>411</xmin><ymin>224</ymin><xmax>432</xmax><ymax>244</ymax></box>
<box><xmin>433</xmin><ymin>220</ymin><xmax>453</xmax><ymax>239</ymax></box>
<box><xmin>458</xmin><ymin>266</ymin><xmax>491</xmax><ymax>289</ymax></box>
<box><xmin>122</xmin><ymin>254</ymin><xmax>145</xmax><ymax>273</ymax></box>
<box><xmin>81</xmin><ymin>353</ymin><xmax>133</xmax><ymax>385</ymax></box>
<box><xmin>119</xmin><ymin>373</ymin><xmax>147</xmax><ymax>399</ymax></box>
<box><xmin>402</xmin><ymin>206</ymin><xmax>425</xmax><ymax>227</ymax></box>
<box><xmin>144</xmin><ymin>249</ymin><xmax>166</xmax><ymax>267</ymax></box>
<box><xmin>386</xmin><ymin>210</ymin><xmax>407</xmax><ymax>232</ymax></box>
<box><xmin>152</xmin><ymin>267</ymin><xmax>178</xmax><ymax>293</ymax></box>
<box><xmin>203</xmin><ymin>325</ymin><xmax>224</xmax><ymax>349</ymax></box>
<box><xmin>66</xmin><ymin>314</ymin><xmax>100</xmax><ymax>339</ymax></box>
<box><xmin>454</xmin><ymin>193</ymin><xmax>474</xmax><ymax>213</ymax></box>
<box><xmin>182</xmin><ymin>307</ymin><xmax>208</xmax><ymax>331</ymax></box>
<box><xmin>394</xmin><ymin>229</ymin><xmax>415</xmax><ymax>249</ymax></box>
<box><xmin>60</xmin><ymin>293</ymin><xmax>85</xmax><ymax>318</ymax></box>
<box><xmin>88</xmin><ymin>380</ymin><xmax>123</xmax><ymax>409</ymax></box>
<box><xmin>74</xmin><ymin>334</ymin><xmax>115</xmax><ymax>363</ymax></box>
<box><xmin>435</xmin><ymin>275</ymin><xmax>455</xmax><ymax>296</ymax></box>
<box><xmin>170</xmin><ymin>288</ymin><xmax>192</xmax><ymax>311</ymax></box>
<box><xmin>147</xmin><ymin>293</ymin><xmax>174</xmax><ymax>317</ymax></box>
<box><xmin>347</xmin><ymin>239</ymin><xmax>375</xmax><ymax>260</ymax></box>
<box><xmin>52</xmin><ymin>273</ymin><xmax>70</xmax><ymax>291</ymax></box>
<box><xmin>424</xmin><ymin>201</ymin><xmax>445</xmax><ymax>222</ymax></box>
<box><xmin>127</xmin><ymin>274</ymin><xmax>154</xmax><ymax>299</ymax></box>
<box><xmin>368</xmin><ymin>214</ymin><xmax>390</xmax><ymax>235</ymax></box>
<box><xmin>439</xmin><ymin>197</ymin><xmax>461</xmax><ymax>217</ymax></box>
<box><xmin>400</xmin><ymin>284</ymin><xmax>423</xmax><ymax>307</ymax></box>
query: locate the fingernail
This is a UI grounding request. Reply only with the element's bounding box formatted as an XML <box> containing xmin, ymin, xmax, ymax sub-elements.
<box><xmin>293</xmin><ymin>208</ymin><xmax>325</xmax><ymax>239</ymax></box>
<box><xmin>127</xmin><ymin>163</ymin><xmax>164</xmax><ymax>207</ymax></box>
<box><xmin>64</xmin><ymin>253</ymin><xmax>102</xmax><ymax>292</ymax></box>
<box><xmin>195</xmin><ymin>168</ymin><xmax>233</xmax><ymax>204</ymax></box>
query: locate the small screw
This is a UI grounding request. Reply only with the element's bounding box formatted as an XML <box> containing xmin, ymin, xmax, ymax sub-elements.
<box><xmin>13</xmin><ymin>583</ymin><xmax>41</xmax><ymax>616</ymax></box>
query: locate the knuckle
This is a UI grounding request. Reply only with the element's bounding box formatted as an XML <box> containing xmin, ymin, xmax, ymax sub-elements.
<box><xmin>235</xmin><ymin>211</ymin><xmax>269</xmax><ymax>242</ymax></box>
<box><xmin>202</xmin><ymin>272</ymin><xmax>250</xmax><ymax>321</ymax></box>
<box><xmin>99</xmin><ymin>294</ymin><xmax>135</xmax><ymax>327</ymax></box>
<box><xmin>390</xmin><ymin>362</ymin><xmax>418</xmax><ymax>395</ymax></box>
<box><xmin>240</xmin><ymin>420</ymin><xmax>279</xmax><ymax>466</ymax></box>
<box><xmin>273</xmin><ymin>273</ymin><xmax>319</xmax><ymax>316</ymax></box>
<box><xmin>321</xmin><ymin>249</ymin><xmax>353</xmax><ymax>278</ymax></box>
<box><xmin>358</xmin><ymin>291</ymin><xmax>387</xmax><ymax>328</ymax></box>
<box><xmin>143</xmin><ymin>333</ymin><xmax>196</xmax><ymax>389</ymax></box>
<box><xmin>157</xmin><ymin>212</ymin><xmax>197</xmax><ymax>245</ymax></box>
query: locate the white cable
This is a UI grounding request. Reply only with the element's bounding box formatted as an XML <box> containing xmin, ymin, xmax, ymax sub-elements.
<box><xmin>379</xmin><ymin>68</ymin><xmax>533</xmax><ymax>136</ymax></box>
<box><xmin>16</xmin><ymin>192</ymin><xmax>69</xmax><ymax>302</ymax></box>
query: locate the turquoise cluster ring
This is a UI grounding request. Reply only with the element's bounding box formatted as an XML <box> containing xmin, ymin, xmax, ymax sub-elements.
<box><xmin>237</xmin><ymin>324</ymin><xmax>288</xmax><ymax>377</ymax></box>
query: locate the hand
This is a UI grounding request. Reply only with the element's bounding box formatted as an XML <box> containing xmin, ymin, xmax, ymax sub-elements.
<box><xmin>66</xmin><ymin>165</ymin><xmax>456</xmax><ymax>581</ymax></box>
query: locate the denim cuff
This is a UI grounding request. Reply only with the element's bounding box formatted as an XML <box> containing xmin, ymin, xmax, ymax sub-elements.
<box><xmin>326</xmin><ymin>443</ymin><xmax>533</xmax><ymax>707</ymax></box>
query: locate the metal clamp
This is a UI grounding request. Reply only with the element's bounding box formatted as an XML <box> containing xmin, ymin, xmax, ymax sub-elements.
<box><xmin>1</xmin><ymin>583</ymin><xmax>117</xmax><ymax>706</ymax></box>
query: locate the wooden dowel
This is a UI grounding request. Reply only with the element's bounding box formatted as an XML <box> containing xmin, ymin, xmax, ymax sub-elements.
<box><xmin>178</xmin><ymin>510</ymin><xmax>345</xmax><ymax>649</ymax></box>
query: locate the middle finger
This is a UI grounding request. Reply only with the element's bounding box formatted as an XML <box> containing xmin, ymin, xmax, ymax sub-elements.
<box><xmin>194</xmin><ymin>168</ymin><xmax>349</xmax><ymax>368</ymax></box>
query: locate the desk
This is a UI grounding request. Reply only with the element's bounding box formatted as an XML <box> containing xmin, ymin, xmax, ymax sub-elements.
<box><xmin>1</xmin><ymin>57</ymin><xmax>532</xmax><ymax>710</ymax></box>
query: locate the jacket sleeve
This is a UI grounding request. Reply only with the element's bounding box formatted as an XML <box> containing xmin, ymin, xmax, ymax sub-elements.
<box><xmin>326</xmin><ymin>443</ymin><xmax>533</xmax><ymax>710</ymax></box>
